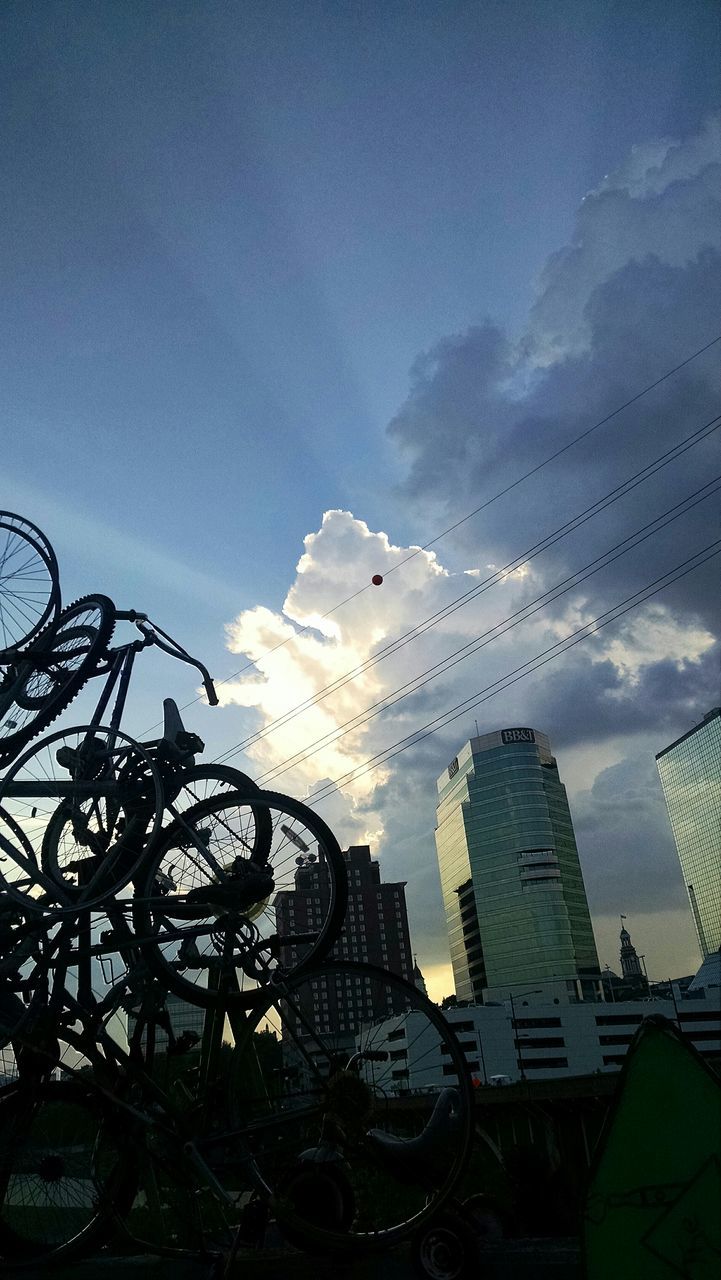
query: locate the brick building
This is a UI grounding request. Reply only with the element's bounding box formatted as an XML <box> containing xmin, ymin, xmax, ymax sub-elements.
<box><xmin>274</xmin><ymin>844</ymin><xmax>417</xmax><ymax>1062</ymax></box>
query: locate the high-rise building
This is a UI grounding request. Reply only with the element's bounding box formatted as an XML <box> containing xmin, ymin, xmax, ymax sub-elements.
<box><xmin>434</xmin><ymin>727</ymin><xmax>602</xmax><ymax>1005</ymax></box>
<box><xmin>656</xmin><ymin>707</ymin><xmax>721</xmax><ymax>958</ymax></box>
<box><xmin>274</xmin><ymin>844</ymin><xmax>416</xmax><ymax>1061</ymax></box>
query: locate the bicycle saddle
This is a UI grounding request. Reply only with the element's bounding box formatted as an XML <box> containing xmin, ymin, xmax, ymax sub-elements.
<box><xmin>365</xmin><ymin>1087</ymin><xmax>462</xmax><ymax>1183</ymax></box>
<box><xmin>184</xmin><ymin>864</ymin><xmax>274</xmax><ymax>912</ymax></box>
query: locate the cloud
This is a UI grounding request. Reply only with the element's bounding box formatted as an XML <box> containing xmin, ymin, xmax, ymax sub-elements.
<box><xmin>217</xmin><ymin>116</ymin><xmax>721</xmax><ymax>984</ymax></box>
<box><xmin>572</xmin><ymin>753</ymin><xmax>692</xmax><ymax>918</ymax></box>
<box><xmin>218</xmin><ymin>509</ymin><xmax>462</xmax><ymax>806</ymax></box>
<box><xmin>388</xmin><ymin>116</ymin><xmax>721</xmax><ymax>674</ymax></box>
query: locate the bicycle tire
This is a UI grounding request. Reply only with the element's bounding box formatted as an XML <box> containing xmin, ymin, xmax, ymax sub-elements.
<box><xmin>225</xmin><ymin>961</ymin><xmax>474</xmax><ymax>1253</ymax></box>
<box><xmin>163</xmin><ymin>762</ymin><xmax>267</xmax><ymax>815</ymax></box>
<box><xmin>0</xmin><ymin>726</ymin><xmax>164</xmax><ymax>912</ymax></box>
<box><xmin>410</xmin><ymin>1207</ymin><xmax>481</xmax><ymax>1279</ymax></box>
<box><xmin>0</xmin><ymin>1078</ymin><xmax>136</xmax><ymax>1263</ymax></box>
<box><xmin>0</xmin><ymin>884</ymin><xmax>51</xmax><ymax>1058</ymax></box>
<box><xmin>134</xmin><ymin>789</ymin><xmax>346</xmax><ymax>1009</ymax></box>
<box><xmin>0</xmin><ymin>595</ymin><xmax>115</xmax><ymax>762</ymax></box>
<box><xmin>0</xmin><ymin>512</ymin><xmax>60</xmax><ymax>653</ymax></box>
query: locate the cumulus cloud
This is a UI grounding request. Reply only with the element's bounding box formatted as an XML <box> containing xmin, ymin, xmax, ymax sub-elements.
<box><xmin>218</xmin><ymin>510</ymin><xmax>462</xmax><ymax>808</ymax></box>
<box><xmin>218</xmin><ymin>116</ymin><xmax>721</xmax><ymax>983</ymax></box>
<box><xmin>526</xmin><ymin>118</ymin><xmax>721</xmax><ymax>364</ymax></box>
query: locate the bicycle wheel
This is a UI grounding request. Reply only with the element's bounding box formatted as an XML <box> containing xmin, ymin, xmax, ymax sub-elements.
<box><xmin>0</xmin><ymin>513</ymin><xmax>60</xmax><ymax>653</ymax></box>
<box><xmin>0</xmin><ymin>595</ymin><xmax>115</xmax><ymax>762</ymax></box>
<box><xmin>134</xmin><ymin>790</ymin><xmax>346</xmax><ymax>1009</ymax></box>
<box><xmin>0</xmin><ymin>1079</ymin><xmax>135</xmax><ymax>1262</ymax></box>
<box><xmin>164</xmin><ymin>762</ymin><xmax>265</xmax><ymax>814</ymax></box>
<box><xmin>0</xmin><ymin>726</ymin><xmax>164</xmax><ymax>911</ymax></box>
<box><xmin>224</xmin><ymin>961</ymin><xmax>474</xmax><ymax>1253</ymax></box>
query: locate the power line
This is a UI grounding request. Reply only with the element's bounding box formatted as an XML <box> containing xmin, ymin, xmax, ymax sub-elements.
<box><xmin>383</xmin><ymin>334</ymin><xmax>721</xmax><ymax>570</ymax></box>
<box><xmin>142</xmin><ymin>334</ymin><xmax>721</xmax><ymax>735</ymax></box>
<box><xmin>251</xmin><ymin>476</ymin><xmax>721</xmax><ymax>786</ymax></box>
<box><xmin>212</xmin><ymin>409</ymin><xmax>721</xmax><ymax>766</ymax></box>
<box><xmin>302</xmin><ymin>540</ymin><xmax>721</xmax><ymax>808</ymax></box>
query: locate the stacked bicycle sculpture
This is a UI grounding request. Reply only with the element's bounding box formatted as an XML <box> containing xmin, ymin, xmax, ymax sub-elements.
<box><xmin>0</xmin><ymin>512</ymin><xmax>472</xmax><ymax>1267</ymax></box>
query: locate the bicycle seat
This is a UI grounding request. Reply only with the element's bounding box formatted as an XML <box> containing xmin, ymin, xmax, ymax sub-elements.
<box><xmin>365</xmin><ymin>1088</ymin><xmax>462</xmax><ymax>1184</ymax></box>
<box><xmin>184</xmin><ymin>865</ymin><xmax>274</xmax><ymax>912</ymax></box>
<box><xmin>158</xmin><ymin>698</ymin><xmax>203</xmax><ymax>764</ymax></box>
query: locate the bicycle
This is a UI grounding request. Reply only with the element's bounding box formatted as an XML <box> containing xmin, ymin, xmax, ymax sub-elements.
<box><xmin>0</xmin><ymin>930</ymin><xmax>473</xmax><ymax>1264</ymax></box>
<box><xmin>0</xmin><ymin>513</ymin><xmax>472</xmax><ymax>1267</ymax></box>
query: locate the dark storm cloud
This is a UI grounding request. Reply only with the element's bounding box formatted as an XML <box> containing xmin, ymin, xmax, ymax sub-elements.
<box><xmin>388</xmin><ymin>124</ymin><xmax>721</xmax><ymax>650</ymax></box>
<box><xmin>572</xmin><ymin>754</ymin><xmax>690</xmax><ymax>916</ymax></box>
<box><xmin>525</xmin><ymin>645</ymin><xmax>721</xmax><ymax>751</ymax></box>
<box><xmin>389</xmin><ymin>250</ymin><xmax>721</xmax><ymax>629</ymax></box>
<box><xmin>388</xmin><ymin>323</ymin><xmax>513</xmax><ymax>500</ymax></box>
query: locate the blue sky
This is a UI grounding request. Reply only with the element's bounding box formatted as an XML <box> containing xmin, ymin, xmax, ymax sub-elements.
<box><xmin>2</xmin><ymin>1</ymin><xmax>720</xmax><ymax>994</ymax></box>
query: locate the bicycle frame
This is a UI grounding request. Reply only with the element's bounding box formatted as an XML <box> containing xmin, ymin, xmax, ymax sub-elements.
<box><xmin>0</xmin><ymin>612</ymin><xmax>225</xmax><ymax>911</ymax></box>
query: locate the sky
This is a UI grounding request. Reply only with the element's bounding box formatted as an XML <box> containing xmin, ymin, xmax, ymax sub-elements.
<box><xmin>2</xmin><ymin>1</ymin><xmax>720</xmax><ymax>1000</ymax></box>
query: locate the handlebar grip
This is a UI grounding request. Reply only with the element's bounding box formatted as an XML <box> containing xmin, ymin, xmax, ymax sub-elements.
<box><xmin>204</xmin><ymin>678</ymin><xmax>219</xmax><ymax>707</ymax></box>
<box><xmin>115</xmin><ymin>610</ymin><xmax>148</xmax><ymax>623</ymax></box>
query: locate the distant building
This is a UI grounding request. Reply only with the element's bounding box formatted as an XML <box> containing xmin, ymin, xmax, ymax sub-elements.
<box><xmin>656</xmin><ymin>707</ymin><xmax>721</xmax><ymax>958</ymax></box>
<box><xmin>274</xmin><ymin>844</ymin><xmax>415</xmax><ymax>1065</ymax></box>
<box><xmin>367</xmin><ymin>989</ymin><xmax>721</xmax><ymax>1087</ymax></box>
<box><xmin>617</xmin><ymin>918</ymin><xmax>649</xmax><ymax>999</ymax></box>
<box><xmin>434</xmin><ymin>729</ymin><xmax>602</xmax><ymax>1005</ymax></box>
<box><xmin>412</xmin><ymin>957</ymin><xmax>428</xmax><ymax>997</ymax></box>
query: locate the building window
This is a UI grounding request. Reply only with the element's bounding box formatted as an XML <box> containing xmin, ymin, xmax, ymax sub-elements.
<box><xmin>595</xmin><ymin>1014</ymin><xmax>644</xmax><ymax>1026</ymax></box>
<box><xmin>515</xmin><ymin>1036</ymin><xmax>566</xmax><ymax>1049</ymax></box>
<box><xmin>513</xmin><ymin>1017</ymin><xmax>562</xmax><ymax>1029</ymax></box>
<box><xmin>519</xmin><ymin>1057</ymin><xmax>568</xmax><ymax>1069</ymax></box>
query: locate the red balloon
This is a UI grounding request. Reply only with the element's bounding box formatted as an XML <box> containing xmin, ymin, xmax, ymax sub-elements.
<box><xmin>371</xmin><ymin>574</ymin><xmax>383</xmax><ymax>586</ymax></box>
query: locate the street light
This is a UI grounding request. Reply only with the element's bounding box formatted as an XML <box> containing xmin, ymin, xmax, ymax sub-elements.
<box><xmin>475</xmin><ymin>1027</ymin><xmax>488</xmax><ymax>1085</ymax></box>
<box><xmin>508</xmin><ymin>989</ymin><xmax>542</xmax><ymax>1082</ymax></box>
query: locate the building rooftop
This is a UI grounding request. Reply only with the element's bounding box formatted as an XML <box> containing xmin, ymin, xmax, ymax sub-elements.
<box><xmin>655</xmin><ymin>706</ymin><xmax>721</xmax><ymax>759</ymax></box>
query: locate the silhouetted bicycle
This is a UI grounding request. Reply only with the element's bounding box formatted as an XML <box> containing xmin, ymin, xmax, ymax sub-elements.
<box><xmin>0</xmin><ymin>933</ymin><xmax>473</xmax><ymax>1264</ymax></box>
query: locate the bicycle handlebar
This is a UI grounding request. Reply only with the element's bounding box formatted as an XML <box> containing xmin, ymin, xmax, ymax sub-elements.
<box><xmin>116</xmin><ymin>612</ymin><xmax>219</xmax><ymax>706</ymax></box>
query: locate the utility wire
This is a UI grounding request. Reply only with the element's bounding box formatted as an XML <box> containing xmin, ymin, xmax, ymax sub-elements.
<box><xmin>212</xmin><ymin>409</ymin><xmax>721</xmax><ymax>766</ymax></box>
<box><xmin>142</xmin><ymin>334</ymin><xmax>721</xmax><ymax>734</ymax></box>
<box><xmin>252</xmin><ymin>475</ymin><xmax>721</xmax><ymax>786</ymax></box>
<box><xmin>303</xmin><ymin>540</ymin><xmax>721</xmax><ymax>808</ymax></box>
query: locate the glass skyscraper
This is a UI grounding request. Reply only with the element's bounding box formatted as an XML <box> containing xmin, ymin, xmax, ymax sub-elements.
<box><xmin>656</xmin><ymin>707</ymin><xmax>721</xmax><ymax>958</ymax></box>
<box><xmin>434</xmin><ymin>727</ymin><xmax>601</xmax><ymax>1004</ymax></box>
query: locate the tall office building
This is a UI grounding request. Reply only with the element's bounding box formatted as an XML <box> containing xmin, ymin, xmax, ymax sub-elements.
<box><xmin>274</xmin><ymin>844</ymin><xmax>416</xmax><ymax>1062</ymax></box>
<box><xmin>656</xmin><ymin>707</ymin><xmax>721</xmax><ymax>958</ymax></box>
<box><xmin>435</xmin><ymin>727</ymin><xmax>602</xmax><ymax>1005</ymax></box>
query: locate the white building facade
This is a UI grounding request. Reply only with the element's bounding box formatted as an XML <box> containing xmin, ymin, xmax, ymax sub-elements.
<box><xmin>364</xmin><ymin>993</ymin><xmax>721</xmax><ymax>1089</ymax></box>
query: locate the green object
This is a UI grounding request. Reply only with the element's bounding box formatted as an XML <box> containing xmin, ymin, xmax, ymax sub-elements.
<box><xmin>583</xmin><ymin>1015</ymin><xmax>721</xmax><ymax>1279</ymax></box>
